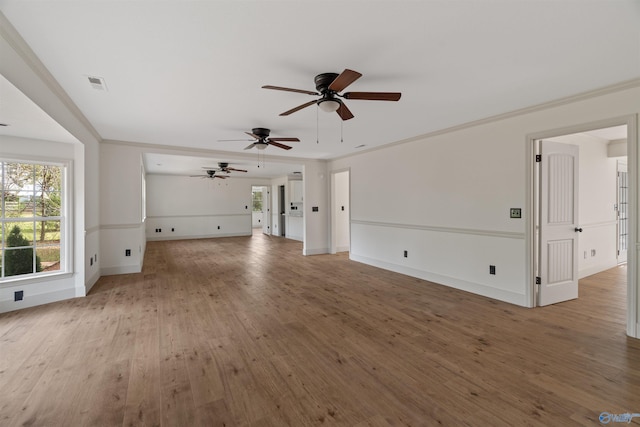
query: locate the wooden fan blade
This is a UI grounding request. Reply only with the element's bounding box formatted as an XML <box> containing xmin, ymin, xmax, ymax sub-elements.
<box><xmin>262</xmin><ymin>85</ymin><xmax>318</xmax><ymax>96</ymax></box>
<box><xmin>227</xmin><ymin>167</ymin><xmax>248</xmax><ymax>173</ymax></box>
<box><xmin>189</xmin><ymin>175</ymin><xmax>205</xmax><ymax>177</ymax></box>
<box><xmin>342</xmin><ymin>92</ymin><xmax>401</xmax><ymax>101</ymax></box>
<box><xmin>218</xmin><ymin>139</ymin><xmax>254</xmax><ymax>142</ymax></box>
<box><xmin>328</xmin><ymin>69</ymin><xmax>362</xmax><ymax>92</ymax></box>
<box><xmin>244</xmin><ymin>143</ymin><xmax>257</xmax><ymax>150</ymax></box>
<box><xmin>280</xmin><ymin>100</ymin><xmax>317</xmax><ymax>116</ymax></box>
<box><xmin>269</xmin><ymin>137</ymin><xmax>300</xmax><ymax>142</ymax></box>
<box><xmin>267</xmin><ymin>141</ymin><xmax>293</xmax><ymax>150</ymax></box>
<box><xmin>336</xmin><ymin>102</ymin><xmax>354</xmax><ymax>121</ymax></box>
<box><xmin>244</xmin><ymin>132</ymin><xmax>261</xmax><ymax>139</ymax></box>
<box><xmin>214</xmin><ymin>175</ymin><xmax>228</xmax><ymax>179</ymax></box>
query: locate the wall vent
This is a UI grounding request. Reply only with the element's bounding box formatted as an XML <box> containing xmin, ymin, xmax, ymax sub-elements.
<box><xmin>87</xmin><ymin>75</ymin><xmax>107</xmax><ymax>91</ymax></box>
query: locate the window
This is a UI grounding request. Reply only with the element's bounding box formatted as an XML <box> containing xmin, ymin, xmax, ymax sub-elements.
<box><xmin>252</xmin><ymin>189</ymin><xmax>263</xmax><ymax>212</ymax></box>
<box><xmin>1</xmin><ymin>160</ymin><xmax>66</xmax><ymax>280</ymax></box>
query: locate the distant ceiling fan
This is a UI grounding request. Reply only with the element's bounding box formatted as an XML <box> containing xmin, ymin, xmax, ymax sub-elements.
<box><xmin>220</xmin><ymin>128</ymin><xmax>300</xmax><ymax>151</ymax></box>
<box><xmin>262</xmin><ymin>68</ymin><xmax>401</xmax><ymax>120</ymax></box>
<box><xmin>202</xmin><ymin>162</ymin><xmax>247</xmax><ymax>174</ymax></box>
<box><xmin>190</xmin><ymin>170</ymin><xmax>228</xmax><ymax>179</ymax></box>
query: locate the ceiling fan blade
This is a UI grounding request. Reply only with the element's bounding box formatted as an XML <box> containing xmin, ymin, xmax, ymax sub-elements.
<box><xmin>280</xmin><ymin>100</ymin><xmax>317</xmax><ymax>116</ymax></box>
<box><xmin>267</xmin><ymin>141</ymin><xmax>293</xmax><ymax>150</ymax></box>
<box><xmin>189</xmin><ymin>175</ymin><xmax>205</xmax><ymax>177</ymax></box>
<box><xmin>262</xmin><ymin>85</ymin><xmax>318</xmax><ymax>96</ymax></box>
<box><xmin>227</xmin><ymin>167</ymin><xmax>248</xmax><ymax>173</ymax></box>
<box><xmin>244</xmin><ymin>132</ymin><xmax>261</xmax><ymax>139</ymax></box>
<box><xmin>342</xmin><ymin>91</ymin><xmax>401</xmax><ymax>101</ymax></box>
<box><xmin>244</xmin><ymin>143</ymin><xmax>257</xmax><ymax>150</ymax></box>
<box><xmin>336</xmin><ymin>102</ymin><xmax>354</xmax><ymax>121</ymax></box>
<box><xmin>269</xmin><ymin>137</ymin><xmax>300</xmax><ymax>142</ymax></box>
<box><xmin>218</xmin><ymin>138</ymin><xmax>254</xmax><ymax>142</ymax></box>
<box><xmin>214</xmin><ymin>175</ymin><xmax>228</xmax><ymax>179</ymax></box>
<box><xmin>328</xmin><ymin>69</ymin><xmax>362</xmax><ymax>92</ymax></box>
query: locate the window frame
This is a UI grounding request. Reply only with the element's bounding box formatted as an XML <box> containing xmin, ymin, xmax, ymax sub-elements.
<box><xmin>0</xmin><ymin>157</ymin><xmax>71</xmax><ymax>284</ymax></box>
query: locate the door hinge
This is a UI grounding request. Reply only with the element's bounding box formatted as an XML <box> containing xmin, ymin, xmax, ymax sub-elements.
<box><xmin>535</xmin><ymin>276</ymin><xmax>541</xmax><ymax>285</ymax></box>
<box><xmin>535</xmin><ymin>154</ymin><xmax>542</xmax><ymax>163</ymax></box>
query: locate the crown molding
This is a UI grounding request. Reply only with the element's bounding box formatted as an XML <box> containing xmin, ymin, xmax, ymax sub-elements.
<box><xmin>333</xmin><ymin>78</ymin><xmax>640</xmax><ymax>162</ymax></box>
<box><xmin>101</xmin><ymin>138</ymin><xmax>325</xmax><ymax>166</ymax></box>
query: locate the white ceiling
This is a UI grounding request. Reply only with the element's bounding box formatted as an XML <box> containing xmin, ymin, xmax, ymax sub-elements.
<box><xmin>1</xmin><ymin>1</ymin><xmax>639</xmax><ymax>177</ymax></box>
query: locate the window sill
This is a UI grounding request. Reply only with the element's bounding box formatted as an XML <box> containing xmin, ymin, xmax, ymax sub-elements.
<box><xmin>0</xmin><ymin>271</ymin><xmax>74</xmax><ymax>288</ymax></box>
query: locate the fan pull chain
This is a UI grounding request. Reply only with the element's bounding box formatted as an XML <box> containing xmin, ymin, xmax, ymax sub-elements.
<box><xmin>341</xmin><ymin>119</ymin><xmax>343</xmax><ymax>143</ymax></box>
<box><xmin>316</xmin><ymin>105</ymin><xmax>319</xmax><ymax>144</ymax></box>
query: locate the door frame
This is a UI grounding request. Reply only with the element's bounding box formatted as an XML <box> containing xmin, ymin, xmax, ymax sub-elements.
<box><xmin>526</xmin><ymin>114</ymin><xmax>638</xmax><ymax>338</ymax></box>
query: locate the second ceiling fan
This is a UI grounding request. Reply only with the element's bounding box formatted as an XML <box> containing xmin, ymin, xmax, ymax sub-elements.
<box><xmin>262</xmin><ymin>69</ymin><xmax>401</xmax><ymax>120</ymax></box>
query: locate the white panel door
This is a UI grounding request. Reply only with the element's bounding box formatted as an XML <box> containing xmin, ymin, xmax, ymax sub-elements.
<box><xmin>538</xmin><ymin>140</ymin><xmax>580</xmax><ymax>306</ymax></box>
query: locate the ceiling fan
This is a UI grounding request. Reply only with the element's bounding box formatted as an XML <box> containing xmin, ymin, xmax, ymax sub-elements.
<box><xmin>190</xmin><ymin>170</ymin><xmax>228</xmax><ymax>179</ymax></box>
<box><xmin>202</xmin><ymin>162</ymin><xmax>248</xmax><ymax>174</ymax></box>
<box><xmin>262</xmin><ymin>69</ymin><xmax>401</xmax><ymax>120</ymax></box>
<box><xmin>220</xmin><ymin>127</ymin><xmax>300</xmax><ymax>151</ymax></box>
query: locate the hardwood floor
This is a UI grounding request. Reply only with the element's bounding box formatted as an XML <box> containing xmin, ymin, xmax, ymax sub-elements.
<box><xmin>1</xmin><ymin>233</ymin><xmax>639</xmax><ymax>426</ymax></box>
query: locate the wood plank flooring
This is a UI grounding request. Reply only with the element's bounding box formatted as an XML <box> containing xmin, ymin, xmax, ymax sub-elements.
<box><xmin>1</xmin><ymin>232</ymin><xmax>639</xmax><ymax>426</ymax></box>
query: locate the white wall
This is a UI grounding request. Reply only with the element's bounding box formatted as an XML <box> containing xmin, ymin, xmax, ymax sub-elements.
<box><xmin>146</xmin><ymin>174</ymin><xmax>265</xmax><ymax>240</ymax></box>
<box><xmin>548</xmin><ymin>132</ymin><xmax>620</xmax><ymax>278</ymax></box>
<box><xmin>329</xmin><ymin>83</ymin><xmax>640</xmax><ymax>310</ymax></box>
<box><xmin>99</xmin><ymin>143</ymin><xmax>146</xmax><ymax>275</ymax></box>
<box><xmin>303</xmin><ymin>161</ymin><xmax>329</xmax><ymax>254</ymax></box>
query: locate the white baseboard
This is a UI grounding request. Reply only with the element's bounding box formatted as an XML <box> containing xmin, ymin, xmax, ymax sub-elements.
<box><xmin>304</xmin><ymin>247</ymin><xmax>329</xmax><ymax>256</ymax></box>
<box><xmin>85</xmin><ymin>270</ymin><xmax>101</xmax><ymax>294</ymax></box>
<box><xmin>146</xmin><ymin>232</ymin><xmax>251</xmax><ymax>241</ymax></box>
<box><xmin>0</xmin><ymin>287</ymin><xmax>77</xmax><ymax>313</ymax></box>
<box><xmin>101</xmin><ymin>265</ymin><xmax>141</xmax><ymax>276</ymax></box>
<box><xmin>350</xmin><ymin>253</ymin><xmax>527</xmax><ymax>307</ymax></box>
<box><xmin>579</xmin><ymin>262</ymin><xmax>618</xmax><ymax>279</ymax></box>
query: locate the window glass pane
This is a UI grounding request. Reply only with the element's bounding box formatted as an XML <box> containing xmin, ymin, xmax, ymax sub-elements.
<box><xmin>5</xmin><ymin>163</ymin><xmax>34</xmax><ymax>190</ymax></box>
<box><xmin>4</xmin><ymin>247</ymin><xmax>36</xmax><ymax>276</ymax></box>
<box><xmin>1</xmin><ymin>160</ymin><xmax>65</xmax><ymax>279</ymax></box>
<box><xmin>4</xmin><ymin>191</ymin><xmax>33</xmax><ymax>217</ymax></box>
<box><xmin>252</xmin><ymin>191</ymin><xmax>263</xmax><ymax>212</ymax></box>
<box><xmin>4</xmin><ymin>222</ymin><xmax>35</xmax><ymax>247</ymax></box>
<box><xmin>37</xmin><ymin>244</ymin><xmax>60</xmax><ymax>272</ymax></box>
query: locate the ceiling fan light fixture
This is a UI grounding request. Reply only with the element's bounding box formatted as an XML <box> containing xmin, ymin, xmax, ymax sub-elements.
<box><xmin>256</xmin><ymin>143</ymin><xmax>268</xmax><ymax>150</ymax></box>
<box><xmin>318</xmin><ymin>98</ymin><xmax>340</xmax><ymax>113</ymax></box>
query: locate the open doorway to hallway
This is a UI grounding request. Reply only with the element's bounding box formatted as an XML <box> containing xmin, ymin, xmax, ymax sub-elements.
<box><xmin>529</xmin><ymin>118</ymin><xmax>636</xmax><ymax>337</ymax></box>
<box><xmin>251</xmin><ymin>186</ymin><xmax>270</xmax><ymax>235</ymax></box>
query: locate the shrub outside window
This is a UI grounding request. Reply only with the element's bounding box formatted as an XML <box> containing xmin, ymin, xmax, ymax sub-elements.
<box><xmin>1</xmin><ymin>161</ymin><xmax>66</xmax><ymax>280</ymax></box>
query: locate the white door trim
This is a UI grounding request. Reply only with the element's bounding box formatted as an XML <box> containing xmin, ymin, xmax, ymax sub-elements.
<box><xmin>526</xmin><ymin>114</ymin><xmax>638</xmax><ymax>338</ymax></box>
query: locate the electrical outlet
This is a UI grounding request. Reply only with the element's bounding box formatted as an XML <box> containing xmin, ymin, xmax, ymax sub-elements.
<box><xmin>510</xmin><ymin>208</ymin><xmax>521</xmax><ymax>218</ymax></box>
<box><xmin>14</xmin><ymin>291</ymin><xmax>23</xmax><ymax>301</ymax></box>
<box><xmin>403</xmin><ymin>250</ymin><xmax>408</xmax><ymax>258</ymax></box>
<box><xmin>125</xmin><ymin>249</ymin><xmax>131</xmax><ymax>256</ymax></box>
<box><xmin>489</xmin><ymin>265</ymin><xmax>496</xmax><ymax>275</ymax></box>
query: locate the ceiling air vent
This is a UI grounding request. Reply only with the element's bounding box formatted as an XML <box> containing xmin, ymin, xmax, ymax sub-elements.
<box><xmin>87</xmin><ymin>76</ymin><xmax>107</xmax><ymax>91</ymax></box>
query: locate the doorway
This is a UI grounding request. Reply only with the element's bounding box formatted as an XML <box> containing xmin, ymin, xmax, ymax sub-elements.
<box><xmin>251</xmin><ymin>186</ymin><xmax>270</xmax><ymax>235</ymax></box>
<box><xmin>528</xmin><ymin>116</ymin><xmax>637</xmax><ymax>337</ymax></box>
<box><xmin>279</xmin><ymin>185</ymin><xmax>286</xmax><ymax>237</ymax></box>
<box><xmin>330</xmin><ymin>169</ymin><xmax>350</xmax><ymax>254</ymax></box>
